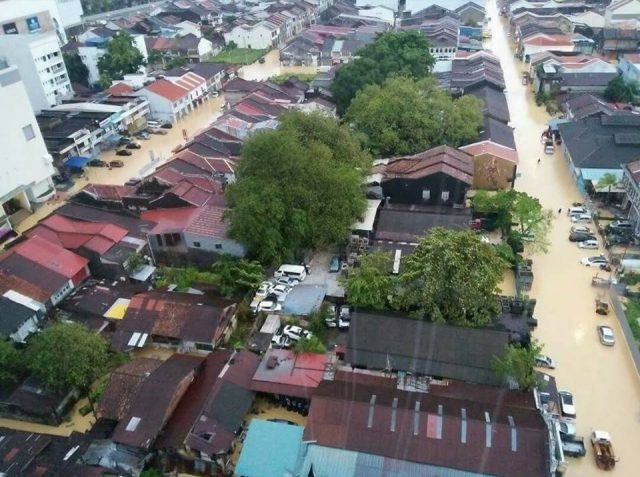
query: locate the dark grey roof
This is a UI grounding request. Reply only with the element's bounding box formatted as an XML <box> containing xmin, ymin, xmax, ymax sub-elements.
<box><xmin>562</xmin><ymin>93</ymin><xmax>614</xmax><ymax>120</ymax></box>
<box><xmin>56</xmin><ymin>203</ymin><xmax>156</xmax><ymax>240</ymax></box>
<box><xmin>190</xmin><ymin>62</ymin><xmax>225</xmax><ymax>79</ymax></box>
<box><xmin>0</xmin><ymin>253</ymin><xmax>67</xmax><ymax>298</ymax></box>
<box><xmin>346</xmin><ymin>311</ymin><xmax>510</xmax><ymax>386</ymax></box>
<box><xmin>0</xmin><ymin>296</ymin><xmax>35</xmax><ymax>337</ymax></box>
<box><xmin>560</xmin><ymin>72</ymin><xmax>618</xmax><ymax>87</ymax></box>
<box><xmin>558</xmin><ymin>115</ymin><xmax>640</xmax><ymax>169</ymax></box>
<box><xmin>374</xmin><ymin>205</ymin><xmax>471</xmax><ymax>243</ymax></box>
<box><xmin>470</xmin><ymin>86</ymin><xmax>510</xmax><ymax>123</ymax></box>
<box><xmin>479</xmin><ymin>116</ymin><xmax>516</xmax><ymax>148</ymax></box>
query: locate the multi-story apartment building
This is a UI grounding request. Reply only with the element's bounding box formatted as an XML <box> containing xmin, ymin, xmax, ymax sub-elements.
<box><xmin>0</xmin><ymin>58</ymin><xmax>55</xmax><ymax>238</ymax></box>
<box><xmin>0</xmin><ymin>32</ymin><xmax>72</xmax><ymax>112</ymax></box>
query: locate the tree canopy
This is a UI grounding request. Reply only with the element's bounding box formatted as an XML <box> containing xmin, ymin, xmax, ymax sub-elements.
<box><xmin>342</xmin><ymin>250</ymin><xmax>395</xmax><ymax>309</ymax></box>
<box><xmin>26</xmin><ymin>323</ymin><xmax>109</xmax><ymax>393</ymax></box>
<box><xmin>397</xmin><ymin>228</ymin><xmax>508</xmax><ymax>326</ymax></box>
<box><xmin>345</xmin><ymin>76</ymin><xmax>483</xmax><ymax>157</ymax></box>
<box><xmin>604</xmin><ymin>76</ymin><xmax>639</xmax><ymax>104</ymax></box>
<box><xmin>212</xmin><ymin>257</ymin><xmax>264</xmax><ymax>297</ymax></box>
<box><xmin>227</xmin><ymin>111</ymin><xmax>370</xmax><ymax>264</ymax></box>
<box><xmin>472</xmin><ymin>190</ymin><xmax>552</xmax><ymax>252</ymax></box>
<box><xmin>492</xmin><ymin>340</ymin><xmax>544</xmax><ymax>391</ymax></box>
<box><xmin>294</xmin><ymin>336</ymin><xmax>326</xmax><ymax>354</ymax></box>
<box><xmin>98</xmin><ymin>32</ymin><xmax>145</xmax><ymax>88</ymax></box>
<box><xmin>0</xmin><ymin>340</ymin><xmax>25</xmax><ymax>387</ymax></box>
<box><xmin>63</xmin><ymin>52</ymin><xmax>89</xmax><ymax>86</ymax></box>
<box><xmin>330</xmin><ymin>31</ymin><xmax>435</xmax><ymax>114</ymax></box>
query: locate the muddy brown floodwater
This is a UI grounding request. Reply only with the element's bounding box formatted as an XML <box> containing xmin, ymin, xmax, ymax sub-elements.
<box><xmin>239</xmin><ymin>49</ymin><xmax>319</xmax><ymax>81</ymax></box>
<box><xmin>485</xmin><ymin>1</ymin><xmax>640</xmax><ymax>475</ymax></box>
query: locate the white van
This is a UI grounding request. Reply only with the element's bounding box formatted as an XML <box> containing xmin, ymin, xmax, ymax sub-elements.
<box><xmin>146</xmin><ymin>120</ymin><xmax>161</xmax><ymax>129</ymax></box>
<box><xmin>568</xmin><ymin>207</ymin><xmax>588</xmax><ymax>217</ymax></box>
<box><xmin>274</xmin><ymin>264</ymin><xmax>307</xmax><ymax>282</ymax></box>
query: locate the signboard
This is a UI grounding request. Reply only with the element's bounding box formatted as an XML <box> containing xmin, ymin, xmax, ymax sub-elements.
<box><xmin>26</xmin><ymin>16</ymin><xmax>41</xmax><ymax>33</ymax></box>
<box><xmin>2</xmin><ymin>22</ymin><xmax>17</xmax><ymax>35</ymax></box>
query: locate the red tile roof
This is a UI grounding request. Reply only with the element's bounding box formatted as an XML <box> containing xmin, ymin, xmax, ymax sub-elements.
<box><xmin>0</xmin><ymin>271</ymin><xmax>50</xmax><ymax>303</ymax></box>
<box><xmin>384</xmin><ymin>145</ymin><xmax>474</xmax><ymax>185</ymax></box>
<box><xmin>82</xmin><ymin>184</ymin><xmax>135</xmax><ymax>201</ymax></box>
<box><xmin>251</xmin><ymin>349</ymin><xmax>329</xmax><ymax>399</ymax></box>
<box><xmin>141</xmin><ymin>205</ymin><xmax>229</xmax><ymax>239</ymax></box>
<box><xmin>144</xmin><ymin>79</ymin><xmax>189</xmax><ymax>101</ymax></box>
<box><xmin>7</xmin><ymin>236</ymin><xmax>89</xmax><ymax>279</ymax></box>
<box><xmin>459</xmin><ymin>140</ymin><xmax>519</xmax><ymax>164</ymax></box>
<box><xmin>171</xmin><ymin>72</ymin><xmax>205</xmax><ymax>92</ymax></box>
<box><xmin>107</xmin><ymin>82</ymin><xmax>134</xmax><ymax>96</ymax></box>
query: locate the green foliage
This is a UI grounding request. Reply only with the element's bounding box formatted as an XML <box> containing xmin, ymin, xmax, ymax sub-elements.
<box><xmin>397</xmin><ymin>228</ymin><xmax>508</xmax><ymax>327</ymax></box>
<box><xmin>227</xmin><ymin>111</ymin><xmax>370</xmax><ymax>264</ymax></box>
<box><xmin>491</xmin><ymin>340</ymin><xmax>544</xmax><ymax>391</ymax></box>
<box><xmin>154</xmin><ymin>266</ymin><xmax>218</xmax><ymax>290</ymax></box>
<box><xmin>98</xmin><ymin>32</ymin><xmax>145</xmax><ymax>87</ymax></box>
<box><xmin>26</xmin><ymin>323</ymin><xmax>109</xmax><ymax>393</ymax></box>
<box><xmin>624</xmin><ymin>299</ymin><xmax>640</xmax><ymax>343</ymax></box>
<box><xmin>63</xmin><ymin>52</ymin><xmax>89</xmax><ymax>86</ymax></box>
<box><xmin>307</xmin><ymin>303</ymin><xmax>331</xmax><ymax>341</ymax></box>
<box><xmin>345</xmin><ymin>76</ymin><xmax>483</xmax><ymax>156</ymax></box>
<box><xmin>210</xmin><ymin>48</ymin><xmax>266</xmax><ymax>64</ymax></box>
<box><xmin>494</xmin><ymin>241</ymin><xmax>517</xmax><ymax>266</ymax></box>
<box><xmin>0</xmin><ymin>340</ymin><xmax>26</xmax><ymax>387</ymax></box>
<box><xmin>140</xmin><ymin>468</ymin><xmax>164</xmax><ymax>477</ymax></box>
<box><xmin>330</xmin><ymin>30</ymin><xmax>435</xmax><ymax>114</ymax></box>
<box><xmin>472</xmin><ymin>190</ymin><xmax>552</xmax><ymax>252</ymax></box>
<box><xmin>294</xmin><ymin>336</ymin><xmax>326</xmax><ymax>354</ymax></box>
<box><xmin>535</xmin><ymin>90</ymin><xmax>552</xmax><ymax>106</ymax></box>
<box><xmin>212</xmin><ymin>257</ymin><xmax>264</xmax><ymax>297</ymax></box>
<box><xmin>166</xmin><ymin>56</ymin><xmax>187</xmax><ymax>69</ymax></box>
<box><xmin>624</xmin><ymin>271</ymin><xmax>640</xmax><ymax>286</ymax></box>
<box><xmin>597</xmin><ymin>173</ymin><xmax>620</xmax><ymax>204</ymax></box>
<box><xmin>604</xmin><ymin>76</ymin><xmax>639</xmax><ymax>103</ymax></box>
<box><xmin>227</xmin><ymin>40</ymin><xmax>238</xmax><ymax>49</ymax></box>
<box><xmin>342</xmin><ymin>251</ymin><xmax>395</xmax><ymax>309</ymax></box>
<box><xmin>270</xmin><ymin>73</ymin><xmax>317</xmax><ymax>84</ymax></box>
<box><xmin>125</xmin><ymin>251</ymin><xmax>145</xmax><ymax>274</ymax></box>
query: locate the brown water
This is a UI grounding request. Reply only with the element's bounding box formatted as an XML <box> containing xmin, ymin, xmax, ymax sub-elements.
<box><xmin>485</xmin><ymin>1</ymin><xmax>640</xmax><ymax>474</ymax></box>
<box><xmin>239</xmin><ymin>49</ymin><xmax>318</xmax><ymax>81</ymax></box>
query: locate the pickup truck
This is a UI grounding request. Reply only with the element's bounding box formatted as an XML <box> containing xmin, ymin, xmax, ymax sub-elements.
<box><xmin>592</xmin><ymin>430</ymin><xmax>616</xmax><ymax>470</ymax></box>
<box><xmin>561</xmin><ymin>435</ymin><xmax>586</xmax><ymax>458</ymax></box>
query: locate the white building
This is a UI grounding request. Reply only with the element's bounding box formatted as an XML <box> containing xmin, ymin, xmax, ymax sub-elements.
<box><xmin>224</xmin><ymin>22</ymin><xmax>279</xmax><ymax>50</ymax></box>
<box><xmin>135</xmin><ymin>78</ymin><xmax>192</xmax><ymax>123</ymax></box>
<box><xmin>0</xmin><ymin>60</ymin><xmax>55</xmax><ymax>235</ymax></box>
<box><xmin>0</xmin><ymin>32</ymin><xmax>72</xmax><ymax>112</ymax></box>
<box><xmin>0</xmin><ymin>0</ymin><xmax>83</xmax><ymax>44</ymax></box>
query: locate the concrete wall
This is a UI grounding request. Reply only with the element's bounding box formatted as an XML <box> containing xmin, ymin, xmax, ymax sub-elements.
<box><xmin>619</xmin><ymin>57</ymin><xmax>640</xmax><ymax>83</ymax></box>
<box><xmin>184</xmin><ymin>232</ymin><xmax>246</xmax><ymax>257</ymax></box>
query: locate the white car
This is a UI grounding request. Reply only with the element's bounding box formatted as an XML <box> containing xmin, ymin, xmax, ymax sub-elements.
<box><xmin>255</xmin><ymin>281</ymin><xmax>273</xmax><ymax>298</ymax></box>
<box><xmin>571</xmin><ymin>213</ymin><xmax>592</xmax><ymax>223</ymax></box>
<box><xmin>250</xmin><ymin>296</ymin><xmax>263</xmax><ymax>313</ymax></box>
<box><xmin>325</xmin><ymin>303</ymin><xmax>337</xmax><ymax>328</ymax></box>
<box><xmin>570</xmin><ymin>225</ymin><xmax>592</xmax><ymax>234</ymax></box>
<box><xmin>275</xmin><ymin>276</ymin><xmax>299</xmax><ymax>287</ymax></box>
<box><xmin>269</xmin><ymin>284</ymin><xmax>291</xmax><ymax>302</ymax></box>
<box><xmin>271</xmin><ymin>334</ymin><xmax>291</xmax><ymax>349</ymax></box>
<box><xmin>339</xmin><ymin>305</ymin><xmax>351</xmax><ymax>329</ymax></box>
<box><xmin>577</xmin><ymin>239</ymin><xmax>598</xmax><ymax>249</ymax></box>
<box><xmin>258</xmin><ymin>300</ymin><xmax>282</xmax><ymax>313</ymax></box>
<box><xmin>580</xmin><ymin>255</ymin><xmax>608</xmax><ymax>267</ymax></box>
<box><xmin>568</xmin><ymin>207</ymin><xmax>588</xmax><ymax>216</ymax></box>
<box><xmin>535</xmin><ymin>354</ymin><xmax>556</xmax><ymax>369</ymax></box>
<box><xmin>559</xmin><ymin>391</ymin><xmax>576</xmax><ymax>418</ymax></box>
<box><xmin>598</xmin><ymin>325</ymin><xmax>615</xmax><ymax>346</ymax></box>
<box><xmin>283</xmin><ymin>325</ymin><xmax>312</xmax><ymax>341</ymax></box>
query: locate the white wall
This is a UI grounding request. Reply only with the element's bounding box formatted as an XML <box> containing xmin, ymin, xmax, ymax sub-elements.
<box><xmin>78</xmin><ymin>44</ymin><xmax>104</xmax><ymax>85</ymax></box>
<box><xmin>0</xmin><ymin>64</ymin><xmax>55</xmax><ymax>209</ymax></box>
<box><xmin>224</xmin><ymin>24</ymin><xmax>277</xmax><ymax>50</ymax></box>
<box><xmin>0</xmin><ymin>0</ymin><xmax>70</xmax><ymax>43</ymax></box>
<box><xmin>197</xmin><ymin>38</ymin><xmax>213</xmax><ymax>58</ymax></box>
<box><xmin>135</xmin><ymin>88</ymin><xmax>180</xmax><ymax>123</ymax></box>
<box><xmin>55</xmin><ymin>0</ymin><xmax>83</xmax><ymax>28</ymax></box>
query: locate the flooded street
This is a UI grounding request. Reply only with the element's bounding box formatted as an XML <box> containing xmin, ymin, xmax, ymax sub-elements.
<box><xmin>485</xmin><ymin>1</ymin><xmax>640</xmax><ymax>475</ymax></box>
<box><xmin>239</xmin><ymin>49</ymin><xmax>318</xmax><ymax>81</ymax></box>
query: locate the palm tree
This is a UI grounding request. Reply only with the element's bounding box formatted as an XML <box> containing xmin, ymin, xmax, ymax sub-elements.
<box><xmin>597</xmin><ymin>173</ymin><xmax>619</xmax><ymax>204</ymax></box>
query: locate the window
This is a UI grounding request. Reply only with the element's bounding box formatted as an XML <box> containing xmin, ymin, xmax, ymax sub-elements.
<box><xmin>214</xmin><ymin>244</ymin><xmax>222</xmax><ymax>250</ymax></box>
<box><xmin>22</xmin><ymin>125</ymin><xmax>35</xmax><ymax>141</ymax></box>
<box><xmin>193</xmin><ymin>241</ymin><xmax>201</xmax><ymax>248</ymax></box>
<box><xmin>422</xmin><ymin>189</ymin><xmax>431</xmax><ymax>201</ymax></box>
<box><xmin>441</xmin><ymin>191</ymin><xmax>450</xmax><ymax>202</ymax></box>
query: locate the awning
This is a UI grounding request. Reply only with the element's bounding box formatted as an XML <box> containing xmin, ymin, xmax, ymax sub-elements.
<box><xmin>65</xmin><ymin>156</ymin><xmax>91</xmax><ymax>168</ymax></box>
<box><xmin>548</xmin><ymin>118</ymin><xmax>570</xmax><ymax>130</ymax></box>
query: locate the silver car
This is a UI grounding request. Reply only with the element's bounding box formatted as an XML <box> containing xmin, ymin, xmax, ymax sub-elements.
<box><xmin>598</xmin><ymin>325</ymin><xmax>615</xmax><ymax>346</ymax></box>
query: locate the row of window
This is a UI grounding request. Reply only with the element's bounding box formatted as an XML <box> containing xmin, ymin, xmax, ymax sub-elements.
<box><xmin>422</xmin><ymin>189</ymin><xmax>451</xmax><ymax>201</ymax></box>
<box><xmin>430</xmin><ymin>47</ymin><xmax>456</xmax><ymax>54</ymax></box>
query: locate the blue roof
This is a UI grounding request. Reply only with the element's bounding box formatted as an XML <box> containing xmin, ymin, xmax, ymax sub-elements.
<box><xmin>235</xmin><ymin>419</ymin><xmax>303</xmax><ymax>477</ymax></box>
<box><xmin>65</xmin><ymin>156</ymin><xmax>91</xmax><ymax>168</ymax></box>
<box><xmin>281</xmin><ymin>285</ymin><xmax>326</xmax><ymax>316</ymax></box>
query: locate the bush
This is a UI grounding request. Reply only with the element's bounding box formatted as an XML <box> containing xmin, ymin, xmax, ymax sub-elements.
<box><xmin>624</xmin><ymin>299</ymin><xmax>640</xmax><ymax>343</ymax></box>
<box><xmin>625</xmin><ymin>271</ymin><xmax>640</xmax><ymax>286</ymax></box>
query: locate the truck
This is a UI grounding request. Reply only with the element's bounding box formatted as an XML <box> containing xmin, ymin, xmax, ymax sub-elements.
<box><xmin>591</xmin><ymin>430</ymin><xmax>616</xmax><ymax>470</ymax></box>
<box><xmin>561</xmin><ymin>435</ymin><xmax>586</xmax><ymax>458</ymax></box>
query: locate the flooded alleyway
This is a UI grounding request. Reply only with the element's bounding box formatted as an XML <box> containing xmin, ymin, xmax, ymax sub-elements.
<box><xmin>485</xmin><ymin>1</ymin><xmax>640</xmax><ymax>475</ymax></box>
<box><xmin>239</xmin><ymin>49</ymin><xmax>318</xmax><ymax>81</ymax></box>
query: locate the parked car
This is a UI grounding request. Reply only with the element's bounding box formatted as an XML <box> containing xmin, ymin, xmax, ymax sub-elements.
<box><xmin>329</xmin><ymin>255</ymin><xmax>341</xmax><ymax>272</ymax></box>
<box><xmin>559</xmin><ymin>391</ymin><xmax>576</xmax><ymax>418</ymax></box>
<box><xmin>160</xmin><ymin>122</ymin><xmax>172</xmax><ymax>129</ymax></box>
<box><xmin>258</xmin><ymin>300</ymin><xmax>282</xmax><ymax>313</ymax></box>
<box><xmin>325</xmin><ymin>303</ymin><xmax>337</xmax><ymax>328</ymax></box>
<box><xmin>271</xmin><ymin>334</ymin><xmax>291</xmax><ymax>349</ymax></box>
<box><xmin>569</xmin><ymin>232</ymin><xmax>596</xmax><ymax>243</ymax></box>
<box><xmin>339</xmin><ymin>305</ymin><xmax>351</xmax><ymax>329</ymax></box>
<box><xmin>88</xmin><ymin>159</ymin><xmax>107</xmax><ymax>167</ymax></box>
<box><xmin>571</xmin><ymin>213</ymin><xmax>592</xmax><ymax>223</ymax></box>
<box><xmin>535</xmin><ymin>354</ymin><xmax>555</xmax><ymax>369</ymax></box>
<box><xmin>275</xmin><ymin>276</ymin><xmax>299</xmax><ymax>287</ymax></box>
<box><xmin>597</xmin><ymin>325</ymin><xmax>615</xmax><ymax>346</ymax></box>
<box><xmin>116</xmin><ymin>149</ymin><xmax>132</xmax><ymax>156</ymax></box>
<box><xmin>269</xmin><ymin>284</ymin><xmax>291</xmax><ymax>302</ymax></box>
<box><xmin>109</xmin><ymin>160</ymin><xmax>124</xmax><ymax>168</ymax></box>
<box><xmin>146</xmin><ymin>120</ymin><xmax>161</xmax><ymax>129</ymax></box>
<box><xmin>568</xmin><ymin>207</ymin><xmax>588</xmax><ymax>216</ymax></box>
<box><xmin>580</xmin><ymin>255</ymin><xmax>608</xmax><ymax>267</ymax></box>
<box><xmin>608</xmin><ymin>220</ymin><xmax>632</xmax><ymax>231</ymax></box>
<box><xmin>135</xmin><ymin>131</ymin><xmax>150</xmax><ymax>140</ymax></box>
<box><xmin>149</xmin><ymin>128</ymin><xmax>168</xmax><ymax>135</ymax></box>
<box><xmin>570</xmin><ymin>225</ymin><xmax>592</xmax><ymax>234</ymax></box>
<box><xmin>255</xmin><ymin>281</ymin><xmax>273</xmax><ymax>298</ymax></box>
<box><xmin>283</xmin><ymin>325</ymin><xmax>312</xmax><ymax>341</ymax></box>
<box><xmin>578</xmin><ymin>239</ymin><xmax>598</xmax><ymax>249</ymax></box>
<box><xmin>125</xmin><ymin>142</ymin><xmax>141</xmax><ymax>149</ymax></box>
<box><xmin>249</xmin><ymin>297</ymin><xmax>262</xmax><ymax>313</ymax></box>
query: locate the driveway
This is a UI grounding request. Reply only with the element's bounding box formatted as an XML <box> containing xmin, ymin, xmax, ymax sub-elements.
<box><xmin>305</xmin><ymin>251</ymin><xmax>345</xmax><ymax>298</ymax></box>
<box><xmin>486</xmin><ymin>2</ymin><xmax>640</xmax><ymax>475</ymax></box>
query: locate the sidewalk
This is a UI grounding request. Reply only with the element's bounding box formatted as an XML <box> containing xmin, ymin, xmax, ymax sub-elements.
<box><xmin>609</xmin><ymin>287</ymin><xmax>640</xmax><ymax>376</ymax></box>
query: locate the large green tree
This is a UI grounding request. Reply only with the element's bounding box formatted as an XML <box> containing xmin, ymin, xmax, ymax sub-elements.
<box><xmin>0</xmin><ymin>340</ymin><xmax>25</xmax><ymax>387</ymax></box>
<box><xmin>26</xmin><ymin>323</ymin><xmax>108</xmax><ymax>393</ymax></box>
<box><xmin>345</xmin><ymin>76</ymin><xmax>483</xmax><ymax>157</ymax></box>
<box><xmin>597</xmin><ymin>172</ymin><xmax>620</xmax><ymax>204</ymax></box>
<box><xmin>63</xmin><ymin>52</ymin><xmax>90</xmax><ymax>86</ymax></box>
<box><xmin>398</xmin><ymin>228</ymin><xmax>508</xmax><ymax>326</ymax></box>
<box><xmin>98</xmin><ymin>31</ymin><xmax>145</xmax><ymax>88</ymax></box>
<box><xmin>604</xmin><ymin>76</ymin><xmax>639</xmax><ymax>103</ymax></box>
<box><xmin>212</xmin><ymin>256</ymin><xmax>264</xmax><ymax>297</ymax></box>
<box><xmin>492</xmin><ymin>340</ymin><xmax>544</xmax><ymax>391</ymax></box>
<box><xmin>227</xmin><ymin>111</ymin><xmax>370</xmax><ymax>264</ymax></box>
<box><xmin>330</xmin><ymin>30</ymin><xmax>435</xmax><ymax>114</ymax></box>
<box><xmin>343</xmin><ymin>250</ymin><xmax>396</xmax><ymax>309</ymax></box>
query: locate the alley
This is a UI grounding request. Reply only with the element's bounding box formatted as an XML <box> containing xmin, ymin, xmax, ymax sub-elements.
<box><xmin>485</xmin><ymin>1</ymin><xmax>640</xmax><ymax>475</ymax></box>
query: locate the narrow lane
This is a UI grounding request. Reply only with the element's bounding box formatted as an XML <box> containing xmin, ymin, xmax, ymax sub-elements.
<box><xmin>485</xmin><ymin>2</ymin><xmax>640</xmax><ymax>475</ymax></box>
